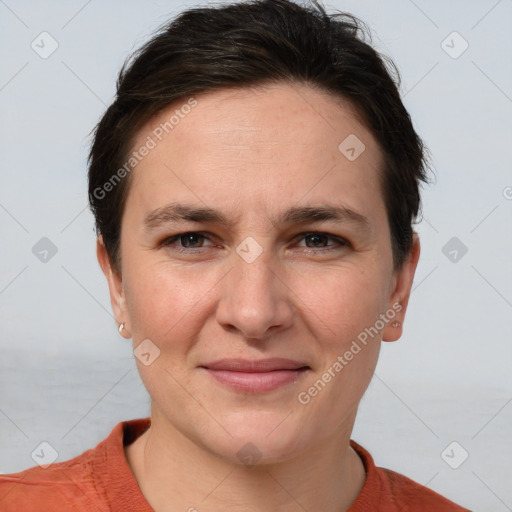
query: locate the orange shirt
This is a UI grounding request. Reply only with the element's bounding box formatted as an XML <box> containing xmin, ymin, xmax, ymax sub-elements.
<box><xmin>0</xmin><ymin>417</ymin><xmax>470</xmax><ymax>511</ymax></box>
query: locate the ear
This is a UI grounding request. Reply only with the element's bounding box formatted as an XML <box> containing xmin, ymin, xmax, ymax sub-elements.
<box><xmin>382</xmin><ymin>232</ymin><xmax>421</xmax><ymax>342</ymax></box>
<box><xmin>96</xmin><ymin>235</ymin><xmax>130</xmax><ymax>338</ymax></box>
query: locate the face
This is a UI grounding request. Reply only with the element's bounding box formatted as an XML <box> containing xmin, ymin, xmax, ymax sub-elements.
<box><xmin>98</xmin><ymin>82</ymin><xmax>420</xmax><ymax>464</ymax></box>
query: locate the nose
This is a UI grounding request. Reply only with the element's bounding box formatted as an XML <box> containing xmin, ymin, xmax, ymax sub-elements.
<box><xmin>215</xmin><ymin>248</ymin><xmax>294</xmax><ymax>341</ymax></box>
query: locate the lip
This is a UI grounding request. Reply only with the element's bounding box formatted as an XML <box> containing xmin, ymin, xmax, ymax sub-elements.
<box><xmin>202</xmin><ymin>358</ymin><xmax>309</xmax><ymax>372</ymax></box>
<box><xmin>199</xmin><ymin>358</ymin><xmax>310</xmax><ymax>393</ymax></box>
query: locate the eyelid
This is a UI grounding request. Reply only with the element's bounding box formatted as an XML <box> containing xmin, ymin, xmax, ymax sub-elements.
<box><xmin>295</xmin><ymin>232</ymin><xmax>350</xmax><ymax>249</ymax></box>
<box><xmin>160</xmin><ymin>231</ymin><xmax>215</xmax><ymax>249</ymax></box>
<box><xmin>160</xmin><ymin>231</ymin><xmax>350</xmax><ymax>251</ymax></box>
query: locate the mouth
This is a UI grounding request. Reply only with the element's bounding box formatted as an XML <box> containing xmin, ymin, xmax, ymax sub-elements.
<box><xmin>199</xmin><ymin>358</ymin><xmax>311</xmax><ymax>393</ymax></box>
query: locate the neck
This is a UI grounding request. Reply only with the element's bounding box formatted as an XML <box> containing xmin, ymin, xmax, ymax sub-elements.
<box><xmin>125</xmin><ymin>404</ymin><xmax>366</xmax><ymax>512</ymax></box>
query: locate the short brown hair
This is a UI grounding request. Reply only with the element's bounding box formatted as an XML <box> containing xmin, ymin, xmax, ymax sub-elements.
<box><xmin>88</xmin><ymin>0</ymin><xmax>430</xmax><ymax>272</ymax></box>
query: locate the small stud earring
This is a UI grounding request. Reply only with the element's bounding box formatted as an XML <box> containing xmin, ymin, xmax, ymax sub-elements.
<box><xmin>118</xmin><ymin>323</ymin><xmax>125</xmax><ymax>334</ymax></box>
<box><xmin>391</xmin><ymin>321</ymin><xmax>401</xmax><ymax>328</ymax></box>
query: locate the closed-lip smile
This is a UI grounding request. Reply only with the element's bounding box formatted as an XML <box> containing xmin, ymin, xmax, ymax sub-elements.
<box><xmin>199</xmin><ymin>358</ymin><xmax>310</xmax><ymax>392</ymax></box>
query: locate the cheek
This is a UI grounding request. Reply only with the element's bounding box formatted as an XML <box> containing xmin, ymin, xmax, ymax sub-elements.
<box><xmin>290</xmin><ymin>263</ymin><xmax>390</xmax><ymax>346</ymax></box>
<box><xmin>123</xmin><ymin>255</ymin><xmax>390</xmax><ymax>347</ymax></box>
<box><xmin>122</xmin><ymin>261</ymin><xmax>221</xmax><ymax>343</ymax></box>
<box><xmin>294</xmin><ymin>267</ymin><xmax>385</xmax><ymax>423</ymax></box>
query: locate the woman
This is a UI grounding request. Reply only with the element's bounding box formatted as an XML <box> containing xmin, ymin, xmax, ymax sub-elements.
<box><xmin>0</xmin><ymin>0</ymin><xmax>471</xmax><ymax>510</ymax></box>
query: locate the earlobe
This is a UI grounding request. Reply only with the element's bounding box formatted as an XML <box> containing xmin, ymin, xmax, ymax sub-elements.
<box><xmin>96</xmin><ymin>236</ymin><xmax>129</xmax><ymax>334</ymax></box>
<box><xmin>381</xmin><ymin>304</ymin><xmax>404</xmax><ymax>342</ymax></box>
<box><xmin>382</xmin><ymin>233</ymin><xmax>421</xmax><ymax>342</ymax></box>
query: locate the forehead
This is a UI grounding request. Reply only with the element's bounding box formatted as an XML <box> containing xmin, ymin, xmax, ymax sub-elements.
<box><xmin>125</xmin><ymin>82</ymin><xmax>386</xmax><ymax>227</ymax></box>
<box><xmin>145</xmin><ymin>82</ymin><xmax>376</xmax><ymax>157</ymax></box>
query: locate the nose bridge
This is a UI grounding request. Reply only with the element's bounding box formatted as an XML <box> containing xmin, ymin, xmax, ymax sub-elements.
<box><xmin>234</xmin><ymin>242</ymin><xmax>275</xmax><ymax>294</ymax></box>
<box><xmin>231</xmin><ymin>240</ymin><xmax>278</xmax><ymax>311</ymax></box>
<box><xmin>216</xmin><ymin>237</ymin><xmax>293</xmax><ymax>339</ymax></box>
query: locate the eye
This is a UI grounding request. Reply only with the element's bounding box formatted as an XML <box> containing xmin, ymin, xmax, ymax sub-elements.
<box><xmin>295</xmin><ymin>232</ymin><xmax>350</xmax><ymax>252</ymax></box>
<box><xmin>160</xmin><ymin>231</ymin><xmax>350</xmax><ymax>254</ymax></box>
<box><xmin>161</xmin><ymin>232</ymin><xmax>214</xmax><ymax>251</ymax></box>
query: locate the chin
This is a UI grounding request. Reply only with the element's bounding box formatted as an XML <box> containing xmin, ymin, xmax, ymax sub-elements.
<box><xmin>199</xmin><ymin>410</ymin><xmax>308</xmax><ymax>466</ymax></box>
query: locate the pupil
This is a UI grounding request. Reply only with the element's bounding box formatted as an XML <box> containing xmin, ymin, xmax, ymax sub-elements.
<box><xmin>183</xmin><ymin>233</ymin><xmax>200</xmax><ymax>247</ymax></box>
<box><xmin>307</xmin><ymin>234</ymin><xmax>325</xmax><ymax>247</ymax></box>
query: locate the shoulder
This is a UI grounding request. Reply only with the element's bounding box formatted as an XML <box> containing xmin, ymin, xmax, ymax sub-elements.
<box><xmin>379</xmin><ymin>467</ymin><xmax>470</xmax><ymax>511</ymax></box>
<box><xmin>0</xmin><ymin>418</ymin><xmax>151</xmax><ymax>512</ymax></box>
<box><xmin>0</xmin><ymin>447</ymin><xmax>100</xmax><ymax>511</ymax></box>
<box><xmin>349</xmin><ymin>440</ymin><xmax>471</xmax><ymax>512</ymax></box>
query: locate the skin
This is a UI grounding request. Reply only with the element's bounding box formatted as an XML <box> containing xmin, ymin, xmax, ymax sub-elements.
<box><xmin>97</xmin><ymin>81</ymin><xmax>420</xmax><ymax>512</ymax></box>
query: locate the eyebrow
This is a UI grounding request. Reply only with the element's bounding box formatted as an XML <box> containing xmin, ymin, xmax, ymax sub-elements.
<box><xmin>143</xmin><ymin>202</ymin><xmax>372</xmax><ymax>233</ymax></box>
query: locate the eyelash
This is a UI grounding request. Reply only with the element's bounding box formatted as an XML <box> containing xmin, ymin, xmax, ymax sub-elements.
<box><xmin>160</xmin><ymin>231</ymin><xmax>350</xmax><ymax>254</ymax></box>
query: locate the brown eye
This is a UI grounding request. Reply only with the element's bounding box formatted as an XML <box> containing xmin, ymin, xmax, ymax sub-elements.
<box><xmin>297</xmin><ymin>232</ymin><xmax>349</xmax><ymax>251</ymax></box>
<box><xmin>178</xmin><ymin>233</ymin><xmax>205</xmax><ymax>248</ymax></box>
<box><xmin>161</xmin><ymin>232</ymin><xmax>213</xmax><ymax>251</ymax></box>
